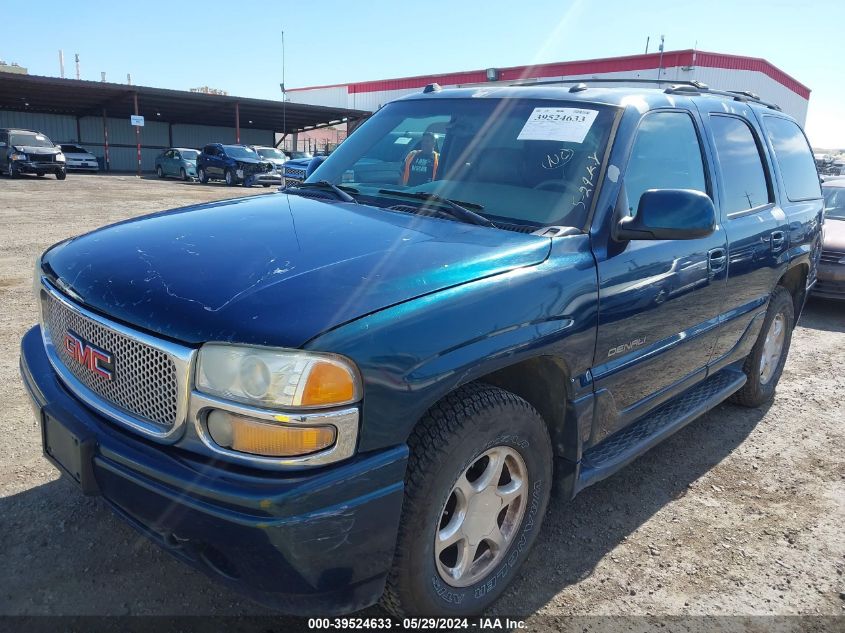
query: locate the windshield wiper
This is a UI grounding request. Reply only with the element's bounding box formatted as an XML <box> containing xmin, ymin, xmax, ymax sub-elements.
<box><xmin>377</xmin><ymin>189</ymin><xmax>494</xmax><ymax>227</ymax></box>
<box><xmin>284</xmin><ymin>180</ymin><xmax>359</xmax><ymax>203</ymax></box>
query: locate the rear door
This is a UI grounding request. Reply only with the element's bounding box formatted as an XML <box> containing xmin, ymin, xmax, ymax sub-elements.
<box><xmin>592</xmin><ymin>108</ymin><xmax>728</xmax><ymax>440</ymax></box>
<box><xmin>694</xmin><ymin>101</ymin><xmax>789</xmax><ymax>368</ymax></box>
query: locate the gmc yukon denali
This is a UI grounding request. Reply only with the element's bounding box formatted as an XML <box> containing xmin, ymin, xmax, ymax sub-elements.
<box><xmin>20</xmin><ymin>83</ymin><xmax>823</xmax><ymax>617</ymax></box>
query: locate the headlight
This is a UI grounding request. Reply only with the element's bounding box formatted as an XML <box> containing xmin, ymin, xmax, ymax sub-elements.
<box><xmin>196</xmin><ymin>344</ymin><xmax>361</xmax><ymax>409</ymax></box>
<box><xmin>10</xmin><ymin>152</ymin><xmax>27</xmax><ymax>161</ymax></box>
<box><xmin>55</xmin><ymin>153</ymin><xmax>66</xmax><ymax>162</ymax></box>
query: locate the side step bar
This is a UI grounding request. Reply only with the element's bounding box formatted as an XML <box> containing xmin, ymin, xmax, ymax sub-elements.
<box><xmin>575</xmin><ymin>367</ymin><xmax>747</xmax><ymax>494</ymax></box>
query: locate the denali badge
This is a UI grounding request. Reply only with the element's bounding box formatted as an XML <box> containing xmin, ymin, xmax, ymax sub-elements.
<box><xmin>63</xmin><ymin>330</ymin><xmax>114</xmax><ymax>380</ymax></box>
<box><xmin>608</xmin><ymin>337</ymin><xmax>647</xmax><ymax>358</ymax></box>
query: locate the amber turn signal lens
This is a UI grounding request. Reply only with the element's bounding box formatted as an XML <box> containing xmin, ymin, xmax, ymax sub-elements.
<box><xmin>207</xmin><ymin>410</ymin><xmax>336</xmax><ymax>457</ymax></box>
<box><xmin>300</xmin><ymin>360</ymin><xmax>356</xmax><ymax>407</ymax></box>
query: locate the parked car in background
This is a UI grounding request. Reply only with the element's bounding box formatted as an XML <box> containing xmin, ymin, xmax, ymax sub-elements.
<box><xmin>251</xmin><ymin>146</ymin><xmax>287</xmax><ymax>174</ymax></box>
<box><xmin>815</xmin><ymin>179</ymin><xmax>845</xmax><ymax>300</ymax></box>
<box><xmin>196</xmin><ymin>143</ymin><xmax>277</xmax><ymax>187</ymax></box>
<box><xmin>21</xmin><ymin>84</ymin><xmax>821</xmax><ymax>617</ymax></box>
<box><xmin>0</xmin><ymin>128</ymin><xmax>66</xmax><ymax>179</ymax></box>
<box><xmin>288</xmin><ymin>150</ymin><xmax>313</xmax><ymax>160</ymax></box>
<box><xmin>155</xmin><ymin>148</ymin><xmax>199</xmax><ymax>181</ymax></box>
<box><xmin>59</xmin><ymin>144</ymin><xmax>99</xmax><ymax>172</ymax></box>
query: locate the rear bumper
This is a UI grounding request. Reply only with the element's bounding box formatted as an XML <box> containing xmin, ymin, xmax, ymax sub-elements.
<box><xmin>19</xmin><ymin>325</ymin><xmax>407</xmax><ymax>615</ymax></box>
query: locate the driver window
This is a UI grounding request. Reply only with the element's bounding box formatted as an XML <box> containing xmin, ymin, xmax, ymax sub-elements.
<box><xmin>624</xmin><ymin>112</ymin><xmax>707</xmax><ymax>215</ymax></box>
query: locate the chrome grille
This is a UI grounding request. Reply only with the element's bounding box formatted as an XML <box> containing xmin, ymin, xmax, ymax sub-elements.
<box><xmin>43</xmin><ymin>292</ymin><xmax>179</xmax><ymax>428</ymax></box>
<box><xmin>284</xmin><ymin>167</ymin><xmax>306</xmax><ymax>182</ymax></box>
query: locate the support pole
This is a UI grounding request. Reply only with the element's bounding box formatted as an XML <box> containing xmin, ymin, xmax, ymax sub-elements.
<box><xmin>235</xmin><ymin>102</ymin><xmax>240</xmax><ymax>144</ymax></box>
<box><xmin>76</xmin><ymin>116</ymin><xmax>81</xmax><ymax>144</ymax></box>
<box><xmin>133</xmin><ymin>92</ymin><xmax>141</xmax><ymax>177</ymax></box>
<box><xmin>103</xmin><ymin>108</ymin><xmax>110</xmax><ymax>172</ymax></box>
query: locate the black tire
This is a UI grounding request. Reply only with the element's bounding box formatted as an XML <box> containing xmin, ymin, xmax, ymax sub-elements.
<box><xmin>180</xmin><ymin>167</ymin><xmax>187</xmax><ymax>181</ymax></box>
<box><xmin>9</xmin><ymin>162</ymin><xmax>19</xmax><ymax>178</ymax></box>
<box><xmin>36</xmin><ymin>173</ymin><xmax>45</xmax><ymax>178</ymax></box>
<box><xmin>382</xmin><ymin>382</ymin><xmax>552</xmax><ymax>617</ymax></box>
<box><xmin>198</xmin><ymin>167</ymin><xmax>209</xmax><ymax>184</ymax></box>
<box><xmin>730</xmin><ymin>286</ymin><xmax>794</xmax><ymax>408</ymax></box>
<box><xmin>156</xmin><ymin>165</ymin><xmax>164</xmax><ymax>178</ymax></box>
<box><xmin>262</xmin><ymin>183</ymin><xmax>271</xmax><ymax>188</ymax></box>
<box><xmin>55</xmin><ymin>169</ymin><xmax>67</xmax><ymax>180</ymax></box>
<box><xmin>225</xmin><ymin>168</ymin><xmax>237</xmax><ymax>186</ymax></box>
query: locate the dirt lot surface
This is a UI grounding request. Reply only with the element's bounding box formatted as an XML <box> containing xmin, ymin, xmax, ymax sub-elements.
<box><xmin>0</xmin><ymin>174</ymin><xmax>843</xmax><ymax>626</ymax></box>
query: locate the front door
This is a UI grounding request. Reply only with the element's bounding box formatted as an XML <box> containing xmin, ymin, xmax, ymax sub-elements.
<box><xmin>592</xmin><ymin>109</ymin><xmax>728</xmax><ymax>441</ymax></box>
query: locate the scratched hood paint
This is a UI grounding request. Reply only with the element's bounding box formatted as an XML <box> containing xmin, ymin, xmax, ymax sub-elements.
<box><xmin>42</xmin><ymin>194</ymin><xmax>551</xmax><ymax>347</ymax></box>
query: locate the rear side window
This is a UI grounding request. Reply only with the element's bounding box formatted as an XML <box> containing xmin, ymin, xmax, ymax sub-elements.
<box><xmin>624</xmin><ymin>111</ymin><xmax>708</xmax><ymax>215</ymax></box>
<box><xmin>763</xmin><ymin>117</ymin><xmax>821</xmax><ymax>201</ymax></box>
<box><xmin>709</xmin><ymin>115</ymin><xmax>771</xmax><ymax>213</ymax></box>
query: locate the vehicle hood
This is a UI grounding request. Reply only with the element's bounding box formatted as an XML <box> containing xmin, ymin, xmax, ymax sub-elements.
<box><xmin>42</xmin><ymin>194</ymin><xmax>551</xmax><ymax>348</ymax></box>
<box><xmin>823</xmin><ymin>217</ymin><xmax>845</xmax><ymax>251</ymax></box>
<box><xmin>14</xmin><ymin>145</ymin><xmax>60</xmax><ymax>155</ymax></box>
<box><xmin>285</xmin><ymin>158</ymin><xmax>312</xmax><ymax>169</ymax></box>
<box><xmin>64</xmin><ymin>152</ymin><xmax>96</xmax><ymax>159</ymax></box>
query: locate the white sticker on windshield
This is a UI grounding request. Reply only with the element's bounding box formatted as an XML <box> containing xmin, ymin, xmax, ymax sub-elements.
<box><xmin>35</xmin><ymin>134</ymin><xmax>46</xmax><ymax>141</ymax></box>
<box><xmin>517</xmin><ymin>107</ymin><xmax>599</xmax><ymax>143</ymax></box>
<box><xmin>394</xmin><ymin>136</ymin><xmax>413</xmax><ymax>145</ymax></box>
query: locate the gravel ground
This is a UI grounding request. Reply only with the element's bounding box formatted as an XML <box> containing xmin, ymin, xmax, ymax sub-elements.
<box><xmin>0</xmin><ymin>174</ymin><xmax>843</xmax><ymax>626</ymax></box>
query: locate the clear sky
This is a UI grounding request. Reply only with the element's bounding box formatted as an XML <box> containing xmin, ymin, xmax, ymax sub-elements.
<box><xmin>3</xmin><ymin>0</ymin><xmax>844</xmax><ymax>148</ymax></box>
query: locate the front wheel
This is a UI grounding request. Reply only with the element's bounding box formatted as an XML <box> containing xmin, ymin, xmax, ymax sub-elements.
<box><xmin>156</xmin><ymin>165</ymin><xmax>164</xmax><ymax>178</ymax></box>
<box><xmin>731</xmin><ymin>286</ymin><xmax>794</xmax><ymax>407</ymax></box>
<box><xmin>198</xmin><ymin>167</ymin><xmax>209</xmax><ymax>184</ymax></box>
<box><xmin>382</xmin><ymin>383</ymin><xmax>552</xmax><ymax>617</ymax></box>
<box><xmin>9</xmin><ymin>162</ymin><xmax>20</xmax><ymax>178</ymax></box>
<box><xmin>224</xmin><ymin>168</ymin><xmax>237</xmax><ymax>186</ymax></box>
<box><xmin>55</xmin><ymin>169</ymin><xmax>67</xmax><ymax>180</ymax></box>
<box><xmin>180</xmin><ymin>167</ymin><xmax>187</xmax><ymax>181</ymax></box>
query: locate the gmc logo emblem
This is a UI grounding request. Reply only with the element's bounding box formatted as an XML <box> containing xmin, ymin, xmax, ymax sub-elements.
<box><xmin>63</xmin><ymin>330</ymin><xmax>114</xmax><ymax>380</ymax></box>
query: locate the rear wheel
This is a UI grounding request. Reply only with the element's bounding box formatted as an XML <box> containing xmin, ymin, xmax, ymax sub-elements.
<box><xmin>731</xmin><ymin>286</ymin><xmax>794</xmax><ymax>407</ymax></box>
<box><xmin>198</xmin><ymin>167</ymin><xmax>209</xmax><ymax>184</ymax></box>
<box><xmin>382</xmin><ymin>383</ymin><xmax>552</xmax><ymax>617</ymax></box>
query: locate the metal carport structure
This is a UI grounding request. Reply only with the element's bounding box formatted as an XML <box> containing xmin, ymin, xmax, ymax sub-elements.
<box><xmin>0</xmin><ymin>73</ymin><xmax>368</xmax><ymax>173</ymax></box>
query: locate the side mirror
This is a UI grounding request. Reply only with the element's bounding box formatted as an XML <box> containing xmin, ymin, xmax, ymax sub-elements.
<box><xmin>615</xmin><ymin>189</ymin><xmax>716</xmax><ymax>241</ymax></box>
<box><xmin>305</xmin><ymin>155</ymin><xmax>327</xmax><ymax>178</ymax></box>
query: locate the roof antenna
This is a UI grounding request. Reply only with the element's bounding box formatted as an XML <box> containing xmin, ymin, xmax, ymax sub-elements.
<box><xmin>656</xmin><ymin>35</ymin><xmax>665</xmax><ymax>82</ymax></box>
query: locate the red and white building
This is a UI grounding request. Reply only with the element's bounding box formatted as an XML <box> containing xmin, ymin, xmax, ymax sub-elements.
<box><xmin>288</xmin><ymin>49</ymin><xmax>810</xmax><ymax>125</ymax></box>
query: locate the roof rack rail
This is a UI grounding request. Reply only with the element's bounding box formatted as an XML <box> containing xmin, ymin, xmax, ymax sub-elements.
<box><xmin>507</xmin><ymin>76</ymin><xmax>782</xmax><ymax>111</ymax></box>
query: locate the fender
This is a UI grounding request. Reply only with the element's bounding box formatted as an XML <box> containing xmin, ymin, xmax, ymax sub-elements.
<box><xmin>305</xmin><ymin>235</ymin><xmax>600</xmax><ymax>453</ymax></box>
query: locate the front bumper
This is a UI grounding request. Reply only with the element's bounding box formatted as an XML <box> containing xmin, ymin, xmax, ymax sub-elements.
<box><xmin>19</xmin><ymin>325</ymin><xmax>407</xmax><ymax>615</ymax></box>
<box><xmin>14</xmin><ymin>160</ymin><xmax>65</xmax><ymax>174</ymax></box>
<box><xmin>813</xmin><ymin>263</ymin><xmax>845</xmax><ymax>300</ymax></box>
<box><xmin>244</xmin><ymin>170</ymin><xmax>282</xmax><ymax>186</ymax></box>
<box><xmin>66</xmin><ymin>160</ymin><xmax>99</xmax><ymax>171</ymax></box>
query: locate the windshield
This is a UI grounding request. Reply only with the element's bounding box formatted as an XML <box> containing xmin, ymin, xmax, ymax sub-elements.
<box><xmin>256</xmin><ymin>148</ymin><xmax>285</xmax><ymax>160</ymax></box>
<box><xmin>223</xmin><ymin>145</ymin><xmax>258</xmax><ymax>160</ymax></box>
<box><xmin>290</xmin><ymin>151</ymin><xmax>312</xmax><ymax>159</ymax></box>
<box><xmin>61</xmin><ymin>145</ymin><xmax>86</xmax><ymax>153</ymax></box>
<box><xmin>823</xmin><ymin>186</ymin><xmax>845</xmax><ymax>220</ymax></box>
<box><xmin>180</xmin><ymin>150</ymin><xmax>199</xmax><ymax>160</ymax></box>
<box><xmin>11</xmin><ymin>132</ymin><xmax>55</xmax><ymax>148</ymax></box>
<box><xmin>309</xmin><ymin>97</ymin><xmax>617</xmax><ymax>227</ymax></box>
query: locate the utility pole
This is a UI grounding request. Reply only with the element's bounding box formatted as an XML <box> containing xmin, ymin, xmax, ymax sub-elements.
<box><xmin>75</xmin><ymin>54</ymin><xmax>80</xmax><ymax>80</ymax></box>
<box><xmin>281</xmin><ymin>29</ymin><xmax>287</xmax><ymax>151</ymax></box>
<box><xmin>59</xmin><ymin>50</ymin><xmax>65</xmax><ymax>78</ymax></box>
<box><xmin>657</xmin><ymin>35</ymin><xmax>665</xmax><ymax>81</ymax></box>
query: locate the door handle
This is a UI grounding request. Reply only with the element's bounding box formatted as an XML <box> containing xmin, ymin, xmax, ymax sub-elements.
<box><xmin>708</xmin><ymin>248</ymin><xmax>727</xmax><ymax>274</ymax></box>
<box><xmin>771</xmin><ymin>230</ymin><xmax>786</xmax><ymax>252</ymax></box>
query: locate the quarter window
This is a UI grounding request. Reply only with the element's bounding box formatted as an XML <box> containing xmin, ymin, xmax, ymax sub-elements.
<box><xmin>624</xmin><ymin>112</ymin><xmax>708</xmax><ymax>215</ymax></box>
<box><xmin>763</xmin><ymin>117</ymin><xmax>821</xmax><ymax>201</ymax></box>
<box><xmin>709</xmin><ymin>115</ymin><xmax>771</xmax><ymax>213</ymax></box>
